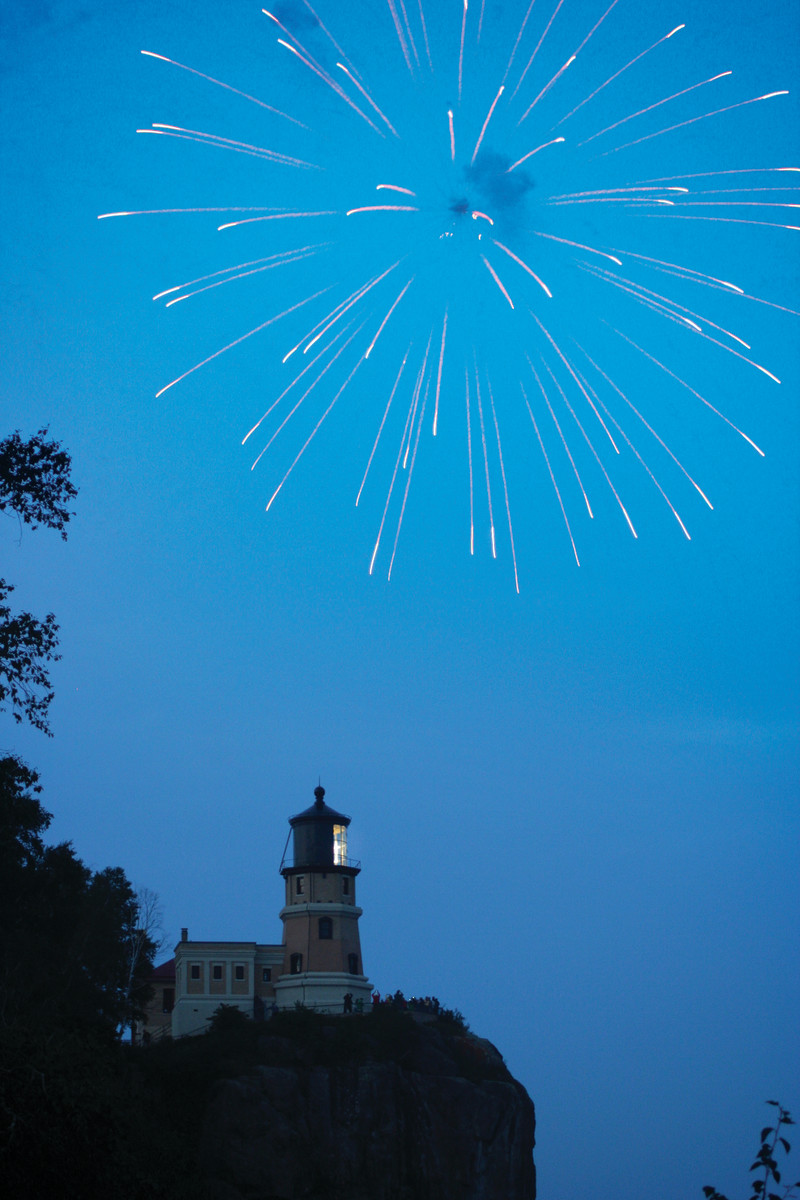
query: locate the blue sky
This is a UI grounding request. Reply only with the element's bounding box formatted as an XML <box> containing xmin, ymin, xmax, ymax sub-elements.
<box><xmin>2</xmin><ymin>1</ymin><xmax>798</xmax><ymax>1197</ymax></box>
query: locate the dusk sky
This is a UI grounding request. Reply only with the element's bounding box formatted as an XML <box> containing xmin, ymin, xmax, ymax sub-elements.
<box><xmin>2</xmin><ymin>1</ymin><xmax>798</xmax><ymax>1197</ymax></box>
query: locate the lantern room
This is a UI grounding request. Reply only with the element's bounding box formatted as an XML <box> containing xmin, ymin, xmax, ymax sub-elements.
<box><xmin>281</xmin><ymin>785</ymin><xmax>359</xmax><ymax>875</ymax></box>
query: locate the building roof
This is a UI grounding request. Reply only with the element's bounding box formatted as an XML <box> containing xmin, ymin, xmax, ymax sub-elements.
<box><xmin>289</xmin><ymin>784</ymin><xmax>351</xmax><ymax>827</ymax></box>
<box><xmin>150</xmin><ymin>958</ymin><xmax>176</xmax><ymax>981</ymax></box>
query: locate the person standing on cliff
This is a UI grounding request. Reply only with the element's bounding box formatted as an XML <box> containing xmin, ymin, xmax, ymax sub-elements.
<box><xmin>343</xmin><ymin>992</ymin><xmax>353</xmax><ymax>1013</ymax></box>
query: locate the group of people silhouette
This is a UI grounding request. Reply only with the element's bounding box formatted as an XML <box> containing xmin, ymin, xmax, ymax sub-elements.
<box><xmin>341</xmin><ymin>990</ymin><xmax>443</xmax><ymax>1014</ymax></box>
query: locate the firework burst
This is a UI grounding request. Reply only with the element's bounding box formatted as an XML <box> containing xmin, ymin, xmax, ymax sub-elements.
<box><xmin>100</xmin><ymin>0</ymin><xmax>796</xmax><ymax>589</ymax></box>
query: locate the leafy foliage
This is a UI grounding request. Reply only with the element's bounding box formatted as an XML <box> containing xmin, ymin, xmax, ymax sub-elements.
<box><xmin>438</xmin><ymin>1006</ymin><xmax>470</xmax><ymax>1031</ymax></box>
<box><xmin>0</xmin><ymin>581</ymin><xmax>60</xmax><ymax>733</ymax></box>
<box><xmin>0</xmin><ymin>754</ymin><xmax>156</xmax><ymax>1034</ymax></box>
<box><xmin>703</xmin><ymin>1103</ymin><xmax>799</xmax><ymax>1200</ymax></box>
<box><xmin>0</xmin><ymin>428</ymin><xmax>77</xmax><ymax>537</ymax></box>
<box><xmin>0</xmin><ymin>755</ymin><xmax>159</xmax><ymax>1192</ymax></box>
<box><xmin>207</xmin><ymin>1003</ymin><xmax>252</xmax><ymax>1035</ymax></box>
<box><xmin>0</xmin><ymin>434</ymin><xmax>166</xmax><ymax>1195</ymax></box>
<box><xmin>0</xmin><ymin>428</ymin><xmax>76</xmax><ymax>734</ymax></box>
<box><xmin>0</xmin><ymin>752</ymin><xmax>50</xmax><ymax>870</ymax></box>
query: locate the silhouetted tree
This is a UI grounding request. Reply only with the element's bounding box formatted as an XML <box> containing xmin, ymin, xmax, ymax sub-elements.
<box><xmin>123</xmin><ymin>887</ymin><xmax>167</xmax><ymax>1038</ymax></box>
<box><xmin>0</xmin><ymin>432</ymin><xmax>165</xmax><ymax>1196</ymax></box>
<box><xmin>0</xmin><ymin>755</ymin><xmax>156</xmax><ymax>1035</ymax></box>
<box><xmin>0</xmin><ymin>756</ymin><xmax>158</xmax><ymax>1193</ymax></box>
<box><xmin>0</xmin><ymin>583</ymin><xmax>59</xmax><ymax>734</ymax></box>
<box><xmin>0</xmin><ymin>428</ymin><xmax>77</xmax><ymax>734</ymax></box>
<box><xmin>0</xmin><ymin>427</ymin><xmax>76</xmax><ymax>536</ymax></box>
<box><xmin>207</xmin><ymin>1003</ymin><xmax>252</xmax><ymax>1035</ymax></box>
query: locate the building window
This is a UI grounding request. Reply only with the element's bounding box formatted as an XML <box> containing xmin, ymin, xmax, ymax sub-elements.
<box><xmin>348</xmin><ymin>953</ymin><xmax>359</xmax><ymax>975</ymax></box>
<box><xmin>342</xmin><ymin>876</ymin><xmax>350</xmax><ymax>896</ymax></box>
<box><xmin>212</xmin><ymin>964</ymin><xmax>223</xmax><ymax>981</ymax></box>
<box><xmin>318</xmin><ymin>917</ymin><xmax>333</xmax><ymax>940</ymax></box>
<box><xmin>162</xmin><ymin>988</ymin><xmax>175</xmax><ymax>1013</ymax></box>
<box><xmin>190</xmin><ymin>964</ymin><xmax>200</xmax><ymax>980</ymax></box>
<box><xmin>262</xmin><ymin>968</ymin><xmax>272</xmax><ymax>983</ymax></box>
<box><xmin>234</xmin><ymin>964</ymin><xmax>245</xmax><ymax>981</ymax></box>
<box><xmin>296</xmin><ymin>875</ymin><xmax>304</xmax><ymax>895</ymax></box>
<box><xmin>290</xmin><ymin>953</ymin><xmax>303</xmax><ymax>974</ymax></box>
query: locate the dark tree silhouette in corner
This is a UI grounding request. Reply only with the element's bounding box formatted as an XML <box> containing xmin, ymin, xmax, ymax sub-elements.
<box><xmin>0</xmin><ymin>755</ymin><xmax>157</xmax><ymax>1035</ymax></box>
<box><xmin>0</xmin><ymin>431</ymin><xmax>160</xmax><ymax>1198</ymax></box>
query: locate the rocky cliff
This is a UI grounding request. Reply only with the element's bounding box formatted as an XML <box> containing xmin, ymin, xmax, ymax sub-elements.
<box><xmin>194</xmin><ymin>1007</ymin><xmax>535</xmax><ymax>1200</ymax></box>
<box><xmin>1</xmin><ymin>1002</ymin><xmax>535</xmax><ymax>1200</ymax></box>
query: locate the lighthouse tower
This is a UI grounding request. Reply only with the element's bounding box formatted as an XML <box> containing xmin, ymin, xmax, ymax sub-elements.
<box><xmin>274</xmin><ymin>785</ymin><xmax>372</xmax><ymax>1013</ymax></box>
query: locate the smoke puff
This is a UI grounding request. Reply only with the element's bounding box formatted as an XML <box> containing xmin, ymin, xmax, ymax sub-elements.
<box><xmin>465</xmin><ymin>150</ymin><xmax>534</xmax><ymax>210</ymax></box>
<box><xmin>270</xmin><ymin>2</ymin><xmax>321</xmax><ymax>35</ymax></box>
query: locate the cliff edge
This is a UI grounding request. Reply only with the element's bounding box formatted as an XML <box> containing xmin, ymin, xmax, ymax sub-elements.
<box><xmin>2</xmin><ymin>1004</ymin><xmax>534</xmax><ymax>1199</ymax></box>
<box><xmin>195</xmin><ymin>1007</ymin><xmax>536</xmax><ymax>1200</ymax></box>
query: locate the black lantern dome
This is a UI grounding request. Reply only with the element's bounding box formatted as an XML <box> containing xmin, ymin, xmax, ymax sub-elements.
<box><xmin>281</xmin><ymin>786</ymin><xmax>359</xmax><ymax>874</ymax></box>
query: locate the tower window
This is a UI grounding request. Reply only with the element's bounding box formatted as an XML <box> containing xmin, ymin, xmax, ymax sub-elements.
<box><xmin>318</xmin><ymin>917</ymin><xmax>333</xmax><ymax>940</ymax></box>
<box><xmin>290</xmin><ymin>953</ymin><xmax>303</xmax><ymax>974</ymax></box>
<box><xmin>348</xmin><ymin>954</ymin><xmax>359</xmax><ymax>975</ymax></box>
<box><xmin>262</xmin><ymin>968</ymin><xmax>271</xmax><ymax>983</ymax></box>
<box><xmin>296</xmin><ymin>875</ymin><xmax>304</xmax><ymax>895</ymax></box>
<box><xmin>190</xmin><ymin>964</ymin><xmax>200</xmax><ymax>980</ymax></box>
<box><xmin>234</xmin><ymin>964</ymin><xmax>245</xmax><ymax>981</ymax></box>
<box><xmin>342</xmin><ymin>876</ymin><xmax>350</xmax><ymax>896</ymax></box>
<box><xmin>212</xmin><ymin>964</ymin><xmax>223</xmax><ymax>981</ymax></box>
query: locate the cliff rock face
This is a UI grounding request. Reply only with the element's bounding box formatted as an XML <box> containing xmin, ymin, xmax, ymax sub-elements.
<box><xmin>198</xmin><ymin>1021</ymin><xmax>535</xmax><ymax>1200</ymax></box>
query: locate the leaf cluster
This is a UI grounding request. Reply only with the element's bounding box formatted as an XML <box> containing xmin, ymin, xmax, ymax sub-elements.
<box><xmin>206</xmin><ymin>1003</ymin><xmax>253</xmax><ymax>1036</ymax></box>
<box><xmin>0</xmin><ymin>580</ymin><xmax>59</xmax><ymax>732</ymax></box>
<box><xmin>0</xmin><ymin>428</ymin><xmax>76</xmax><ymax>735</ymax></box>
<box><xmin>437</xmin><ymin>1006</ymin><xmax>470</xmax><ymax>1031</ymax></box>
<box><xmin>703</xmin><ymin>1103</ymin><xmax>800</xmax><ymax>1200</ymax></box>
<box><xmin>0</xmin><ymin>427</ymin><xmax>77</xmax><ymax>537</ymax></box>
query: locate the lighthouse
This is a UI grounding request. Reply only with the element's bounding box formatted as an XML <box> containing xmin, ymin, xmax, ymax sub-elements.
<box><xmin>141</xmin><ymin>783</ymin><xmax>373</xmax><ymax>1038</ymax></box>
<box><xmin>274</xmin><ymin>785</ymin><xmax>373</xmax><ymax>1012</ymax></box>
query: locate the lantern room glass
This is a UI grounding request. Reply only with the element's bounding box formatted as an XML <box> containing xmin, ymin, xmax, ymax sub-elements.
<box><xmin>333</xmin><ymin>824</ymin><xmax>347</xmax><ymax>865</ymax></box>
